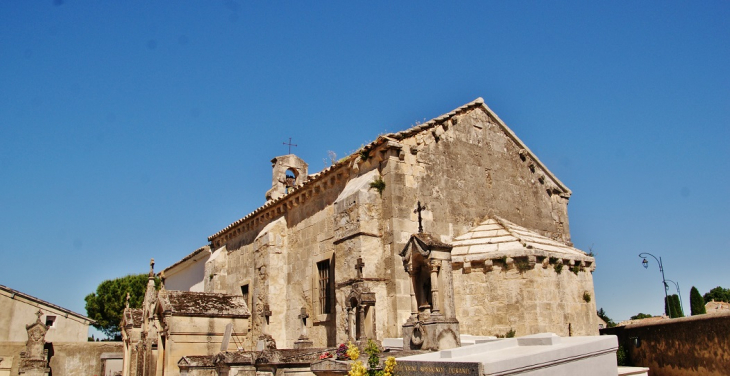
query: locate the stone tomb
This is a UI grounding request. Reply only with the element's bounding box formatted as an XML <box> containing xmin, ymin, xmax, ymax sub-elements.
<box><xmin>395</xmin><ymin>333</ymin><xmax>619</xmax><ymax>376</ymax></box>
<box><xmin>400</xmin><ymin>232</ymin><xmax>460</xmax><ymax>351</ymax></box>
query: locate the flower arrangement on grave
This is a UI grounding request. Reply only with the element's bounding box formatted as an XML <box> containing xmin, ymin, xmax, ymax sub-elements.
<box><xmin>347</xmin><ymin>340</ymin><xmax>360</xmax><ymax>360</ymax></box>
<box><xmin>319</xmin><ymin>351</ymin><xmax>333</xmax><ymax>360</ymax></box>
<box><xmin>347</xmin><ymin>339</ymin><xmax>397</xmax><ymax>376</ymax></box>
<box><xmin>336</xmin><ymin>343</ymin><xmax>350</xmax><ymax>360</ymax></box>
<box><xmin>382</xmin><ymin>356</ymin><xmax>397</xmax><ymax>376</ymax></box>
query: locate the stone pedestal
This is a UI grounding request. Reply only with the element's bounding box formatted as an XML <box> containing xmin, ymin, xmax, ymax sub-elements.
<box><xmin>402</xmin><ymin>317</ymin><xmax>460</xmax><ymax>351</ymax></box>
<box><xmin>293</xmin><ymin>336</ymin><xmax>313</xmax><ymax>349</ymax></box>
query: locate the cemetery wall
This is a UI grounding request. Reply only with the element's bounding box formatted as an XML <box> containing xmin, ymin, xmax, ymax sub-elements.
<box><xmin>0</xmin><ymin>341</ymin><xmax>123</xmax><ymax>376</ymax></box>
<box><xmin>601</xmin><ymin>311</ymin><xmax>730</xmax><ymax>376</ymax></box>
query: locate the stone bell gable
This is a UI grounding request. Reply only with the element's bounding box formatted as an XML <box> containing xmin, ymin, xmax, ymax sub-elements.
<box><xmin>265</xmin><ymin>154</ymin><xmax>309</xmax><ymax>201</ymax></box>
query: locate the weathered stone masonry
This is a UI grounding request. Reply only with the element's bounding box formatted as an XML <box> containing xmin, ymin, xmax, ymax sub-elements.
<box><xmin>198</xmin><ymin>97</ymin><xmax>597</xmax><ymax>352</ymax></box>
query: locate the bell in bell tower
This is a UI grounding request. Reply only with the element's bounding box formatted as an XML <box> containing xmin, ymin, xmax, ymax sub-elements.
<box><xmin>265</xmin><ymin>154</ymin><xmax>308</xmax><ymax>201</ymax></box>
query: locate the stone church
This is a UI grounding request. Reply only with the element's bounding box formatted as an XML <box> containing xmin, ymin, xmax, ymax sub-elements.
<box><xmin>122</xmin><ymin>97</ymin><xmax>598</xmax><ymax>376</ymax></box>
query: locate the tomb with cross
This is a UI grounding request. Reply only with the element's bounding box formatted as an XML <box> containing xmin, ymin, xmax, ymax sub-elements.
<box><xmin>18</xmin><ymin>309</ymin><xmax>51</xmax><ymax>375</ymax></box>
<box><xmin>399</xmin><ymin>202</ymin><xmax>460</xmax><ymax>351</ymax></box>
<box><xmin>293</xmin><ymin>307</ymin><xmax>313</xmax><ymax>349</ymax></box>
<box><xmin>345</xmin><ymin>256</ymin><xmax>377</xmax><ymax>344</ymax></box>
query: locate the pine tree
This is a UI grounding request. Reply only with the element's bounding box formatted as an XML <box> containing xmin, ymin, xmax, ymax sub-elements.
<box><xmin>690</xmin><ymin>286</ymin><xmax>706</xmax><ymax>315</ymax></box>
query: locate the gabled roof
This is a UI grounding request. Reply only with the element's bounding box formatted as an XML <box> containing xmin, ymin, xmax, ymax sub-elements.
<box><xmin>157</xmin><ymin>290</ymin><xmax>250</xmax><ymax>318</ymax></box>
<box><xmin>208</xmin><ymin>97</ymin><xmax>571</xmax><ymax>243</ymax></box>
<box><xmin>451</xmin><ymin>217</ymin><xmax>592</xmax><ymax>264</ymax></box>
<box><xmin>122</xmin><ymin>308</ymin><xmax>143</xmax><ymax>328</ymax></box>
<box><xmin>178</xmin><ymin>356</ymin><xmax>216</xmax><ymax>368</ymax></box>
<box><xmin>161</xmin><ymin>245</ymin><xmax>210</xmax><ymax>276</ymax></box>
<box><xmin>0</xmin><ymin>284</ymin><xmax>95</xmax><ymax>324</ymax></box>
<box><xmin>399</xmin><ymin>233</ymin><xmax>453</xmax><ymax>258</ymax></box>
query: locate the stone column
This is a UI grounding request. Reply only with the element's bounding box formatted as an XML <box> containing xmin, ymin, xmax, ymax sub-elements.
<box><xmin>347</xmin><ymin>307</ymin><xmax>355</xmax><ymax>340</ymax></box>
<box><xmin>441</xmin><ymin>259</ymin><xmax>455</xmax><ymax>319</ymax></box>
<box><xmin>408</xmin><ymin>267</ymin><xmax>418</xmax><ymax>320</ymax></box>
<box><xmin>358</xmin><ymin>304</ymin><xmax>366</xmax><ymax>340</ymax></box>
<box><xmin>430</xmin><ymin>260</ymin><xmax>441</xmax><ymax>315</ymax></box>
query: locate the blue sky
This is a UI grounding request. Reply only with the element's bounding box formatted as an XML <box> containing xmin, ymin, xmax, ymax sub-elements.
<box><xmin>1</xmin><ymin>1</ymin><xmax>728</xmax><ymax>332</ymax></box>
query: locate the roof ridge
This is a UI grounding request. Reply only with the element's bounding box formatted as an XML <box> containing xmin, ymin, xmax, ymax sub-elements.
<box><xmin>207</xmin><ymin>97</ymin><xmax>570</xmax><ymax>243</ymax></box>
<box><xmin>0</xmin><ymin>284</ymin><xmax>94</xmax><ymax>323</ymax></box>
<box><xmin>207</xmin><ymin>98</ymin><xmax>488</xmax><ymax>243</ymax></box>
<box><xmin>492</xmin><ymin>216</ymin><xmax>531</xmax><ymax>248</ymax></box>
<box><xmin>477</xmin><ymin>101</ymin><xmax>571</xmax><ymax>195</ymax></box>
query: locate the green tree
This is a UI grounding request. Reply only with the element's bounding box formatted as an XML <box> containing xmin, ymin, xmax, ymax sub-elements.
<box><xmin>597</xmin><ymin>308</ymin><xmax>616</xmax><ymax>328</ymax></box>
<box><xmin>703</xmin><ymin>286</ymin><xmax>730</xmax><ymax>303</ymax></box>
<box><xmin>664</xmin><ymin>294</ymin><xmax>684</xmax><ymax>318</ymax></box>
<box><xmin>630</xmin><ymin>313</ymin><xmax>653</xmax><ymax>320</ymax></box>
<box><xmin>85</xmin><ymin>274</ymin><xmax>159</xmax><ymax>338</ymax></box>
<box><xmin>690</xmin><ymin>286</ymin><xmax>706</xmax><ymax>315</ymax></box>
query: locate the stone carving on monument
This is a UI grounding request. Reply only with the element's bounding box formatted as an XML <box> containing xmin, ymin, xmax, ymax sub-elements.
<box><xmin>18</xmin><ymin>309</ymin><xmax>51</xmax><ymax>376</ymax></box>
<box><xmin>345</xmin><ymin>257</ymin><xmax>377</xmax><ymax>346</ymax></box>
<box><xmin>400</xmin><ymin>206</ymin><xmax>461</xmax><ymax>351</ymax></box>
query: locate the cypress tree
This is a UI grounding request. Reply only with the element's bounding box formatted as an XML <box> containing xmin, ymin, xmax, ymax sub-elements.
<box><xmin>672</xmin><ymin>294</ymin><xmax>684</xmax><ymax>317</ymax></box>
<box><xmin>690</xmin><ymin>286</ymin><xmax>706</xmax><ymax>315</ymax></box>
<box><xmin>664</xmin><ymin>294</ymin><xmax>683</xmax><ymax>318</ymax></box>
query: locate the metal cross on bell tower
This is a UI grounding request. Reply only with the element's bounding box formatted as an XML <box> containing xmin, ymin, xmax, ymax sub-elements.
<box><xmin>283</xmin><ymin>137</ymin><xmax>298</xmax><ymax>154</ymax></box>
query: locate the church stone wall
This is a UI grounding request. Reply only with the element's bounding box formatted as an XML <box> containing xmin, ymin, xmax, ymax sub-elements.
<box><xmin>200</xmin><ymin>101</ymin><xmax>594</xmax><ymax>351</ymax></box>
<box><xmin>399</xmin><ymin>107</ymin><xmax>570</xmax><ymax>244</ymax></box>
<box><xmin>452</xmin><ymin>263</ymin><xmax>598</xmax><ymax>337</ymax></box>
<box><xmin>376</xmin><ymin>106</ymin><xmax>581</xmax><ymax>340</ymax></box>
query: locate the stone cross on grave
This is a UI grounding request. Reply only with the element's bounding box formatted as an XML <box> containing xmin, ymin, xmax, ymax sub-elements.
<box><xmin>283</xmin><ymin>137</ymin><xmax>298</xmax><ymax>154</ymax></box>
<box><xmin>126</xmin><ymin>292</ymin><xmax>130</xmax><ymax>309</ymax></box>
<box><xmin>414</xmin><ymin>201</ymin><xmax>427</xmax><ymax>233</ymax></box>
<box><xmin>355</xmin><ymin>257</ymin><xmax>365</xmax><ymax>280</ymax></box>
<box><xmin>262</xmin><ymin>304</ymin><xmax>272</xmax><ymax>326</ymax></box>
<box><xmin>298</xmin><ymin>307</ymin><xmax>309</xmax><ymax>339</ymax></box>
<box><xmin>293</xmin><ymin>307</ymin><xmax>314</xmax><ymax>349</ymax></box>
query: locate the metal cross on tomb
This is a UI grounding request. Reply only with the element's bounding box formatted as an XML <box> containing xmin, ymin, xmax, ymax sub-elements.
<box><xmin>355</xmin><ymin>257</ymin><xmax>365</xmax><ymax>279</ymax></box>
<box><xmin>283</xmin><ymin>137</ymin><xmax>298</xmax><ymax>154</ymax></box>
<box><xmin>414</xmin><ymin>201</ymin><xmax>427</xmax><ymax>233</ymax></box>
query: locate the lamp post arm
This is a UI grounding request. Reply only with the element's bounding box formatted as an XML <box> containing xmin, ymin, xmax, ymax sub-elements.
<box><xmin>639</xmin><ymin>253</ymin><xmax>671</xmax><ymax>317</ymax></box>
<box><xmin>666</xmin><ymin>279</ymin><xmax>684</xmax><ymax>316</ymax></box>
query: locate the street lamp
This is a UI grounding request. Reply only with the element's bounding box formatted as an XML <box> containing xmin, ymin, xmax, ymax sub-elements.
<box><xmin>638</xmin><ymin>253</ymin><xmax>672</xmax><ymax>317</ymax></box>
<box><xmin>665</xmin><ymin>279</ymin><xmax>684</xmax><ymax>317</ymax></box>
